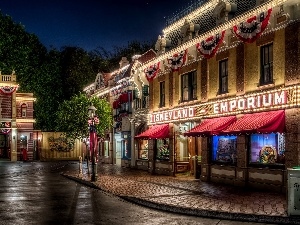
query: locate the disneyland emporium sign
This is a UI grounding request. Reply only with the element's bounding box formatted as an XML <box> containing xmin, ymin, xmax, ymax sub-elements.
<box><xmin>213</xmin><ymin>90</ymin><xmax>287</xmax><ymax>114</ymax></box>
<box><xmin>150</xmin><ymin>107</ymin><xmax>195</xmax><ymax>123</ymax></box>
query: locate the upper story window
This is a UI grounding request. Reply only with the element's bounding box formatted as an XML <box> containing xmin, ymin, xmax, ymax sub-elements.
<box><xmin>181</xmin><ymin>71</ymin><xmax>197</xmax><ymax>102</ymax></box>
<box><xmin>21</xmin><ymin>103</ymin><xmax>27</xmax><ymax>117</ymax></box>
<box><xmin>219</xmin><ymin>59</ymin><xmax>228</xmax><ymax>94</ymax></box>
<box><xmin>159</xmin><ymin>81</ymin><xmax>165</xmax><ymax>108</ymax></box>
<box><xmin>260</xmin><ymin>43</ymin><xmax>273</xmax><ymax>86</ymax></box>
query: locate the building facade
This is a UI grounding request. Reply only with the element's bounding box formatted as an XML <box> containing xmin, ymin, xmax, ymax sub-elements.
<box><xmin>0</xmin><ymin>72</ymin><xmax>40</xmax><ymax>161</ymax></box>
<box><xmin>134</xmin><ymin>0</ymin><xmax>300</xmax><ymax>192</ymax></box>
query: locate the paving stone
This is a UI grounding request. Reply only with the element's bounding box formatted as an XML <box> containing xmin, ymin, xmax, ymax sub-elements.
<box><xmin>64</xmin><ymin>163</ymin><xmax>300</xmax><ymax>225</ymax></box>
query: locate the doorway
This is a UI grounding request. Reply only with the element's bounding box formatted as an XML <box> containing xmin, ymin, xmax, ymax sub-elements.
<box><xmin>116</xmin><ymin>141</ymin><xmax>122</xmax><ymax>166</ymax></box>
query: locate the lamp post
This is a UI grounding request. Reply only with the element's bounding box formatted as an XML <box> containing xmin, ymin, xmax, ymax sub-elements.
<box><xmin>88</xmin><ymin>104</ymin><xmax>98</xmax><ymax>182</ymax></box>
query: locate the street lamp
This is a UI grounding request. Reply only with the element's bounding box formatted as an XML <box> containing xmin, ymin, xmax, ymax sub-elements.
<box><xmin>88</xmin><ymin>104</ymin><xmax>98</xmax><ymax>182</ymax></box>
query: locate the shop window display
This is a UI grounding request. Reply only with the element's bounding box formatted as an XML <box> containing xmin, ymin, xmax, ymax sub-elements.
<box><xmin>212</xmin><ymin>135</ymin><xmax>237</xmax><ymax>164</ymax></box>
<box><xmin>138</xmin><ymin>140</ymin><xmax>148</xmax><ymax>160</ymax></box>
<box><xmin>249</xmin><ymin>133</ymin><xmax>285</xmax><ymax>165</ymax></box>
<box><xmin>156</xmin><ymin>139</ymin><xmax>170</xmax><ymax>161</ymax></box>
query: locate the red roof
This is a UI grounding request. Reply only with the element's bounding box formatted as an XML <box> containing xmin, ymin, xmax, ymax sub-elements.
<box><xmin>119</xmin><ymin>92</ymin><xmax>133</xmax><ymax>103</ymax></box>
<box><xmin>184</xmin><ymin>116</ymin><xmax>237</xmax><ymax>137</ymax></box>
<box><xmin>112</xmin><ymin>100</ymin><xmax>120</xmax><ymax>109</ymax></box>
<box><xmin>135</xmin><ymin>124</ymin><xmax>169</xmax><ymax>139</ymax></box>
<box><xmin>221</xmin><ymin>110</ymin><xmax>285</xmax><ymax>134</ymax></box>
<box><xmin>137</xmin><ymin>49</ymin><xmax>157</xmax><ymax>64</ymax></box>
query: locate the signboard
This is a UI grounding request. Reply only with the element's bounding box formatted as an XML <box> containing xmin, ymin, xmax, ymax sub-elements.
<box><xmin>149</xmin><ymin>85</ymin><xmax>299</xmax><ymax>125</ymax></box>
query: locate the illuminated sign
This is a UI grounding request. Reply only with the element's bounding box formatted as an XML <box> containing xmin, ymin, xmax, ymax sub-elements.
<box><xmin>149</xmin><ymin>86</ymin><xmax>300</xmax><ymax>124</ymax></box>
<box><xmin>213</xmin><ymin>90</ymin><xmax>287</xmax><ymax>114</ymax></box>
<box><xmin>149</xmin><ymin>107</ymin><xmax>195</xmax><ymax>123</ymax></box>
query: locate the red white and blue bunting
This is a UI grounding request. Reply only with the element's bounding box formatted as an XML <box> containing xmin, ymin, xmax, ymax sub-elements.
<box><xmin>144</xmin><ymin>62</ymin><xmax>160</xmax><ymax>82</ymax></box>
<box><xmin>233</xmin><ymin>8</ymin><xmax>272</xmax><ymax>43</ymax></box>
<box><xmin>0</xmin><ymin>86</ymin><xmax>18</xmax><ymax>95</ymax></box>
<box><xmin>196</xmin><ymin>30</ymin><xmax>225</xmax><ymax>59</ymax></box>
<box><xmin>167</xmin><ymin>49</ymin><xmax>187</xmax><ymax>71</ymax></box>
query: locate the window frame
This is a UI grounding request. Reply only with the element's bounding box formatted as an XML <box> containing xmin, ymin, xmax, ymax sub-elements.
<box><xmin>259</xmin><ymin>43</ymin><xmax>273</xmax><ymax>86</ymax></box>
<box><xmin>159</xmin><ymin>81</ymin><xmax>165</xmax><ymax>108</ymax></box>
<box><xmin>138</xmin><ymin>139</ymin><xmax>149</xmax><ymax>160</ymax></box>
<box><xmin>210</xmin><ymin>135</ymin><xmax>237</xmax><ymax>166</ymax></box>
<box><xmin>156</xmin><ymin>139</ymin><xmax>170</xmax><ymax>161</ymax></box>
<box><xmin>21</xmin><ymin>103</ymin><xmax>27</xmax><ymax>118</ymax></box>
<box><xmin>181</xmin><ymin>70</ymin><xmax>197</xmax><ymax>102</ymax></box>
<box><xmin>248</xmin><ymin>133</ymin><xmax>285</xmax><ymax>169</ymax></box>
<box><xmin>218</xmin><ymin>59</ymin><xmax>228</xmax><ymax>94</ymax></box>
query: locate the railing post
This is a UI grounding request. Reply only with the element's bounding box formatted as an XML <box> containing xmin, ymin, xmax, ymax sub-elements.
<box><xmin>194</xmin><ymin>155</ymin><xmax>197</xmax><ymax>179</ymax></box>
<box><xmin>78</xmin><ymin>156</ymin><xmax>83</xmax><ymax>178</ymax></box>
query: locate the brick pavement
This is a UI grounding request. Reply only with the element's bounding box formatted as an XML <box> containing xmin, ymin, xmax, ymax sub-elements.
<box><xmin>63</xmin><ymin>163</ymin><xmax>300</xmax><ymax>225</ymax></box>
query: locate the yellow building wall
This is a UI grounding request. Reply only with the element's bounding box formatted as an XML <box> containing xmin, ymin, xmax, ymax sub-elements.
<box><xmin>40</xmin><ymin>132</ymin><xmax>84</xmax><ymax>160</ymax></box>
<box><xmin>245</xmin><ymin>29</ymin><xmax>285</xmax><ymax>92</ymax></box>
<box><xmin>244</xmin><ymin>42</ymin><xmax>259</xmax><ymax>92</ymax></box>
<box><xmin>228</xmin><ymin>48</ymin><xmax>237</xmax><ymax>95</ymax></box>
<box><xmin>207</xmin><ymin>58</ymin><xmax>218</xmax><ymax>99</ymax></box>
<box><xmin>273</xmin><ymin>29</ymin><xmax>285</xmax><ymax>86</ymax></box>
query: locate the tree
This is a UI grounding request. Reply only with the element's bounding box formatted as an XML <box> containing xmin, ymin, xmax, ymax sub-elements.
<box><xmin>0</xmin><ymin>12</ymin><xmax>47</xmax><ymax>92</ymax></box>
<box><xmin>60</xmin><ymin>46</ymin><xmax>96</xmax><ymax>100</ymax></box>
<box><xmin>34</xmin><ymin>49</ymin><xmax>64</xmax><ymax>131</ymax></box>
<box><xmin>55</xmin><ymin>93</ymin><xmax>112</xmax><ymax>141</ymax></box>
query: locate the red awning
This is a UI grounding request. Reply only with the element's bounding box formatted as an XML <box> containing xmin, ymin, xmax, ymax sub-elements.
<box><xmin>184</xmin><ymin>116</ymin><xmax>237</xmax><ymax>137</ymax></box>
<box><xmin>112</xmin><ymin>100</ymin><xmax>118</xmax><ymax>109</ymax></box>
<box><xmin>135</xmin><ymin>124</ymin><xmax>169</xmax><ymax>139</ymax></box>
<box><xmin>119</xmin><ymin>92</ymin><xmax>133</xmax><ymax>103</ymax></box>
<box><xmin>221</xmin><ymin>110</ymin><xmax>285</xmax><ymax>134</ymax></box>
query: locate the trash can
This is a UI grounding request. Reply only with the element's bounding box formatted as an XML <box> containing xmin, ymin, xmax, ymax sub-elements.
<box><xmin>287</xmin><ymin>167</ymin><xmax>300</xmax><ymax>216</ymax></box>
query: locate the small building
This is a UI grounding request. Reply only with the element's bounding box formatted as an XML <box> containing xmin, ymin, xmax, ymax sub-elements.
<box><xmin>0</xmin><ymin>71</ymin><xmax>40</xmax><ymax>161</ymax></box>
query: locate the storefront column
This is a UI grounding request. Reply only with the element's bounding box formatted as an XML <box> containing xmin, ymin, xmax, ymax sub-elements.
<box><xmin>200</xmin><ymin>137</ymin><xmax>210</xmax><ymax>182</ymax></box>
<box><xmin>129</xmin><ymin>118</ymin><xmax>135</xmax><ymax>168</ymax></box>
<box><xmin>235</xmin><ymin>135</ymin><xmax>247</xmax><ymax>187</ymax></box>
<box><xmin>148</xmin><ymin>139</ymin><xmax>155</xmax><ymax>174</ymax></box>
<box><xmin>11</xmin><ymin>90</ymin><xmax>17</xmax><ymax>161</ymax></box>
<box><xmin>112</xmin><ymin>128</ymin><xmax>116</xmax><ymax>164</ymax></box>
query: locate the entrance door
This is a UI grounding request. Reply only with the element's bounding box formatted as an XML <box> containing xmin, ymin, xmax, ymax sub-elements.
<box><xmin>115</xmin><ymin>141</ymin><xmax>122</xmax><ymax>166</ymax></box>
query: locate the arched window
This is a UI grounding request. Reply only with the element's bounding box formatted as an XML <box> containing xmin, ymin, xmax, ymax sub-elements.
<box><xmin>21</xmin><ymin>103</ymin><xmax>27</xmax><ymax>117</ymax></box>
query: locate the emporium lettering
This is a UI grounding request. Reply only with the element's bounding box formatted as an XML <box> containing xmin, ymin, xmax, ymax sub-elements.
<box><xmin>150</xmin><ymin>107</ymin><xmax>195</xmax><ymax>123</ymax></box>
<box><xmin>213</xmin><ymin>91</ymin><xmax>287</xmax><ymax>114</ymax></box>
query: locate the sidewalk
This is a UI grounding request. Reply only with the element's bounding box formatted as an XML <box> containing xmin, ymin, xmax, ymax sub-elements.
<box><xmin>62</xmin><ymin>163</ymin><xmax>300</xmax><ymax>225</ymax></box>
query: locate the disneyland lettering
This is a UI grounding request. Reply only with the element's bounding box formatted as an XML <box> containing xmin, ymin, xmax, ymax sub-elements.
<box><xmin>150</xmin><ymin>107</ymin><xmax>195</xmax><ymax>123</ymax></box>
<box><xmin>213</xmin><ymin>91</ymin><xmax>287</xmax><ymax>114</ymax></box>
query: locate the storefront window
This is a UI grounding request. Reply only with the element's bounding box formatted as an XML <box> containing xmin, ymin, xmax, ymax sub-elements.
<box><xmin>212</xmin><ymin>135</ymin><xmax>237</xmax><ymax>164</ymax></box>
<box><xmin>156</xmin><ymin>139</ymin><xmax>170</xmax><ymax>161</ymax></box>
<box><xmin>104</xmin><ymin>141</ymin><xmax>109</xmax><ymax>157</ymax></box>
<box><xmin>138</xmin><ymin>140</ymin><xmax>148</xmax><ymax>160</ymax></box>
<box><xmin>249</xmin><ymin>133</ymin><xmax>285</xmax><ymax>165</ymax></box>
<box><xmin>122</xmin><ymin>139</ymin><xmax>130</xmax><ymax>159</ymax></box>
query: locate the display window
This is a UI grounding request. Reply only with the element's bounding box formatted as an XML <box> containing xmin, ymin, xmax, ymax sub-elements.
<box><xmin>212</xmin><ymin>135</ymin><xmax>237</xmax><ymax>164</ymax></box>
<box><xmin>138</xmin><ymin>140</ymin><xmax>148</xmax><ymax>160</ymax></box>
<box><xmin>249</xmin><ymin>133</ymin><xmax>285</xmax><ymax>165</ymax></box>
<box><xmin>104</xmin><ymin>141</ymin><xmax>109</xmax><ymax>157</ymax></box>
<box><xmin>156</xmin><ymin>139</ymin><xmax>170</xmax><ymax>161</ymax></box>
<box><xmin>122</xmin><ymin>139</ymin><xmax>130</xmax><ymax>159</ymax></box>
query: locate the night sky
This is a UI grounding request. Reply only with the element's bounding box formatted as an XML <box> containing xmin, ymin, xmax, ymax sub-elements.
<box><xmin>0</xmin><ymin>0</ymin><xmax>191</xmax><ymax>51</ymax></box>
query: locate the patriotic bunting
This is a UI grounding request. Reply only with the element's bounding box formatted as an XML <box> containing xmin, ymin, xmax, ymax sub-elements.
<box><xmin>0</xmin><ymin>86</ymin><xmax>18</xmax><ymax>95</ymax></box>
<box><xmin>167</xmin><ymin>49</ymin><xmax>187</xmax><ymax>71</ymax></box>
<box><xmin>196</xmin><ymin>30</ymin><xmax>225</xmax><ymax>59</ymax></box>
<box><xmin>233</xmin><ymin>8</ymin><xmax>272</xmax><ymax>43</ymax></box>
<box><xmin>144</xmin><ymin>62</ymin><xmax>160</xmax><ymax>82</ymax></box>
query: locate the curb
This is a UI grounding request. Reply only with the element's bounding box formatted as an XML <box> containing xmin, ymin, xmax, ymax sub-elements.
<box><xmin>62</xmin><ymin>174</ymin><xmax>300</xmax><ymax>225</ymax></box>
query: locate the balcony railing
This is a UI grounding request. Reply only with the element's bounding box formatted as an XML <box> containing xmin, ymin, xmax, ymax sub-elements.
<box><xmin>1</xmin><ymin>74</ymin><xmax>17</xmax><ymax>82</ymax></box>
<box><xmin>134</xmin><ymin>96</ymin><xmax>149</xmax><ymax>110</ymax></box>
